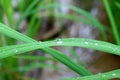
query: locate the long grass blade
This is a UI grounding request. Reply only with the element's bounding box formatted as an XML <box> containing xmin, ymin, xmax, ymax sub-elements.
<box><xmin>62</xmin><ymin>69</ymin><xmax>120</xmax><ymax>80</ymax></box>
<box><xmin>17</xmin><ymin>0</ymin><xmax>39</xmax><ymax>27</ymax></box>
<box><xmin>0</xmin><ymin>23</ymin><xmax>92</xmax><ymax>76</ymax></box>
<box><xmin>17</xmin><ymin>3</ymin><xmax>106</xmax><ymax>39</ymax></box>
<box><xmin>1</xmin><ymin>0</ymin><xmax>14</xmax><ymax>27</ymax></box>
<box><xmin>115</xmin><ymin>1</ymin><xmax>120</xmax><ymax>9</ymax></box>
<box><xmin>0</xmin><ymin>38</ymin><xmax>120</xmax><ymax>59</ymax></box>
<box><xmin>29</xmin><ymin>3</ymin><xmax>107</xmax><ymax>39</ymax></box>
<box><xmin>102</xmin><ymin>0</ymin><xmax>120</xmax><ymax>45</ymax></box>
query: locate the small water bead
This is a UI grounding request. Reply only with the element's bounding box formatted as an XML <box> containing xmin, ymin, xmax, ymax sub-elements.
<box><xmin>56</xmin><ymin>39</ymin><xmax>63</xmax><ymax>44</ymax></box>
<box><xmin>95</xmin><ymin>43</ymin><xmax>98</xmax><ymax>45</ymax></box>
<box><xmin>37</xmin><ymin>41</ymin><xmax>42</xmax><ymax>46</ymax></box>
<box><xmin>14</xmin><ymin>49</ymin><xmax>18</xmax><ymax>53</ymax></box>
<box><xmin>38</xmin><ymin>41</ymin><xmax>42</xmax><ymax>44</ymax></box>
<box><xmin>84</xmin><ymin>41</ymin><xmax>88</xmax><ymax>44</ymax></box>
<box><xmin>112</xmin><ymin>73</ymin><xmax>117</xmax><ymax>76</ymax></box>
<box><xmin>98</xmin><ymin>73</ymin><xmax>102</xmax><ymax>75</ymax></box>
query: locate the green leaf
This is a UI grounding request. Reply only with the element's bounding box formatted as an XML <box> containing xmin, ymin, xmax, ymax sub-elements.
<box><xmin>102</xmin><ymin>0</ymin><xmax>120</xmax><ymax>45</ymax></box>
<box><xmin>19</xmin><ymin>3</ymin><xmax>107</xmax><ymax>39</ymax></box>
<box><xmin>0</xmin><ymin>38</ymin><xmax>120</xmax><ymax>59</ymax></box>
<box><xmin>0</xmin><ymin>23</ymin><xmax>92</xmax><ymax>76</ymax></box>
<box><xmin>62</xmin><ymin>69</ymin><xmax>120</xmax><ymax>80</ymax></box>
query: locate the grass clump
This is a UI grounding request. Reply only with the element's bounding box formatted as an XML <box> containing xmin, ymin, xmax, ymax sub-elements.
<box><xmin>0</xmin><ymin>0</ymin><xmax>120</xmax><ymax>80</ymax></box>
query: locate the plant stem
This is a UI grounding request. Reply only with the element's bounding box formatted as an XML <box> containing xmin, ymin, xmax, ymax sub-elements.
<box><xmin>102</xmin><ymin>0</ymin><xmax>120</xmax><ymax>45</ymax></box>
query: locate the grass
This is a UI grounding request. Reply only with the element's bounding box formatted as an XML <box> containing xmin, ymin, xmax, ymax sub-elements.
<box><xmin>0</xmin><ymin>0</ymin><xmax>120</xmax><ymax>80</ymax></box>
<box><xmin>1</xmin><ymin>36</ymin><xmax>120</xmax><ymax>58</ymax></box>
<box><xmin>0</xmin><ymin>23</ymin><xmax>92</xmax><ymax>76</ymax></box>
<box><xmin>62</xmin><ymin>69</ymin><xmax>120</xmax><ymax>80</ymax></box>
<box><xmin>102</xmin><ymin>0</ymin><xmax>120</xmax><ymax>45</ymax></box>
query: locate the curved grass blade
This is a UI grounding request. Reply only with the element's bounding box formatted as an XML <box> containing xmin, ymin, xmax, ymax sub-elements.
<box><xmin>17</xmin><ymin>0</ymin><xmax>39</xmax><ymax>27</ymax></box>
<box><xmin>19</xmin><ymin>3</ymin><xmax>106</xmax><ymax>39</ymax></box>
<box><xmin>1</xmin><ymin>0</ymin><xmax>14</xmax><ymax>27</ymax></box>
<box><xmin>29</xmin><ymin>4</ymin><xmax>107</xmax><ymax>39</ymax></box>
<box><xmin>62</xmin><ymin>69</ymin><xmax>120</xmax><ymax>80</ymax></box>
<box><xmin>103</xmin><ymin>0</ymin><xmax>120</xmax><ymax>45</ymax></box>
<box><xmin>0</xmin><ymin>23</ymin><xmax>92</xmax><ymax>76</ymax></box>
<box><xmin>38</xmin><ymin>13</ymin><xmax>94</xmax><ymax>26</ymax></box>
<box><xmin>0</xmin><ymin>38</ymin><xmax>120</xmax><ymax>59</ymax></box>
<box><xmin>26</xmin><ymin>14</ymin><xmax>42</xmax><ymax>38</ymax></box>
<box><xmin>17</xmin><ymin>0</ymin><xmax>47</xmax><ymax>28</ymax></box>
<box><xmin>115</xmin><ymin>1</ymin><xmax>120</xmax><ymax>9</ymax></box>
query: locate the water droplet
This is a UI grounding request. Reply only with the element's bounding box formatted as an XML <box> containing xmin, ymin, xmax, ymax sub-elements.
<box><xmin>38</xmin><ymin>41</ymin><xmax>42</xmax><ymax>44</ymax></box>
<box><xmin>56</xmin><ymin>39</ymin><xmax>63</xmax><ymax>44</ymax></box>
<box><xmin>95</xmin><ymin>43</ymin><xmax>98</xmax><ymax>45</ymax></box>
<box><xmin>14</xmin><ymin>49</ymin><xmax>18</xmax><ymax>53</ymax></box>
<box><xmin>84</xmin><ymin>41</ymin><xmax>88</xmax><ymax>44</ymax></box>
<box><xmin>112</xmin><ymin>73</ymin><xmax>116</xmax><ymax>76</ymax></box>
<box><xmin>98</xmin><ymin>73</ymin><xmax>101</xmax><ymax>75</ymax></box>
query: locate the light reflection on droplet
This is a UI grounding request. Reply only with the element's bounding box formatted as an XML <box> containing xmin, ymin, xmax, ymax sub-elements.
<box><xmin>112</xmin><ymin>73</ymin><xmax>116</xmax><ymax>76</ymax></box>
<box><xmin>56</xmin><ymin>39</ymin><xmax>63</xmax><ymax>44</ymax></box>
<box><xmin>95</xmin><ymin>43</ymin><xmax>98</xmax><ymax>45</ymax></box>
<box><xmin>98</xmin><ymin>73</ymin><xmax>101</xmax><ymax>75</ymax></box>
<box><xmin>84</xmin><ymin>41</ymin><xmax>88</xmax><ymax>44</ymax></box>
<box><xmin>38</xmin><ymin>41</ymin><xmax>42</xmax><ymax>44</ymax></box>
<box><xmin>14</xmin><ymin>49</ymin><xmax>18</xmax><ymax>53</ymax></box>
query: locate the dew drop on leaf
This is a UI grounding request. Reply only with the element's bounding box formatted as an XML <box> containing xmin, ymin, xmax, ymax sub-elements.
<box><xmin>98</xmin><ymin>73</ymin><xmax>102</xmax><ymax>75</ymax></box>
<box><xmin>56</xmin><ymin>39</ymin><xmax>63</xmax><ymax>44</ymax></box>
<box><xmin>95</xmin><ymin>43</ymin><xmax>98</xmax><ymax>45</ymax></box>
<box><xmin>38</xmin><ymin>41</ymin><xmax>42</xmax><ymax>44</ymax></box>
<box><xmin>84</xmin><ymin>41</ymin><xmax>88</xmax><ymax>44</ymax></box>
<box><xmin>14</xmin><ymin>49</ymin><xmax>18</xmax><ymax>53</ymax></box>
<box><xmin>112</xmin><ymin>73</ymin><xmax>116</xmax><ymax>76</ymax></box>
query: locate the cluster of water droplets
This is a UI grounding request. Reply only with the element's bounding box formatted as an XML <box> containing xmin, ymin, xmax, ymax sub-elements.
<box><xmin>84</xmin><ymin>41</ymin><xmax>99</xmax><ymax>46</ymax></box>
<box><xmin>69</xmin><ymin>72</ymin><xmax>117</xmax><ymax>80</ymax></box>
<box><xmin>97</xmin><ymin>72</ymin><xmax>118</xmax><ymax>79</ymax></box>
